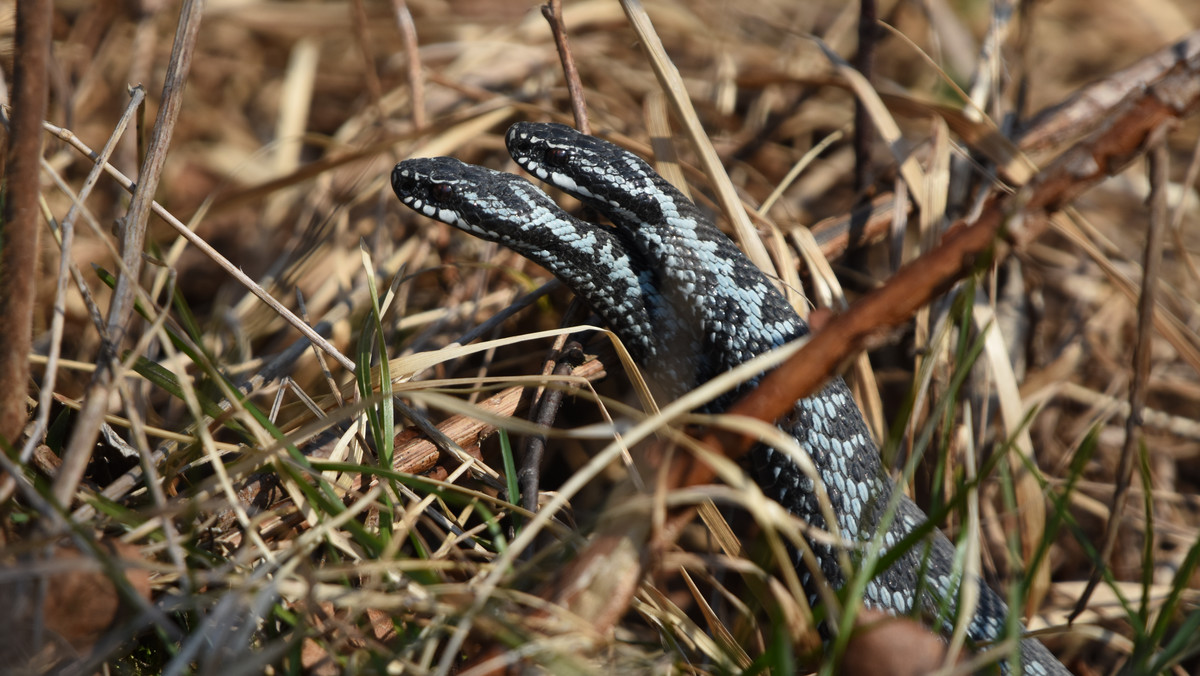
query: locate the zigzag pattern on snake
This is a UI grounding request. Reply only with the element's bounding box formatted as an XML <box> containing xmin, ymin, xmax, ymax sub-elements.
<box><xmin>390</xmin><ymin>122</ymin><xmax>1068</xmax><ymax>675</ymax></box>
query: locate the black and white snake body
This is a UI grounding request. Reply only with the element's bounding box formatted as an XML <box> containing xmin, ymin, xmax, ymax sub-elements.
<box><xmin>391</xmin><ymin>122</ymin><xmax>1068</xmax><ymax>675</ymax></box>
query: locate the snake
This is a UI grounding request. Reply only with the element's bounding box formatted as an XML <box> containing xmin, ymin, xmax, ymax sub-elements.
<box><xmin>390</xmin><ymin>122</ymin><xmax>1069</xmax><ymax>675</ymax></box>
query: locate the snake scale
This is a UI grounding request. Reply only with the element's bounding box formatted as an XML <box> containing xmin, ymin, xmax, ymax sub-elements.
<box><xmin>391</xmin><ymin>122</ymin><xmax>1068</xmax><ymax>675</ymax></box>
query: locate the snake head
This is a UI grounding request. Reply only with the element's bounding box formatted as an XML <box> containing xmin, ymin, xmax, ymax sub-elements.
<box><xmin>505</xmin><ymin>122</ymin><xmax>678</xmax><ymax>225</ymax></box>
<box><xmin>391</xmin><ymin>157</ymin><xmax>473</xmax><ymax>226</ymax></box>
<box><xmin>391</xmin><ymin>157</ymin><xmax>560</xmax><ymax>240</ymax></box>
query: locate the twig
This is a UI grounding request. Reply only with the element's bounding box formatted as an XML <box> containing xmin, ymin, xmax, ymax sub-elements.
<box><xmin>1070</xmin><ymin>125</ymin><xmax>1171</xmax><ymax>621</ymax></box>
<box><xmin>520</xmin><ymin>342</ymin><xmax>584</xmax><ymax>513</ymax></box>
<box><xmin>810</xmin><ymin>31</ymin><xmax>1200</xmax><ymax>262</ymax></box>
<box><xmin>391</xmin><ymin>0</ymin><xmax>426</xmax><ymax>130</ymax></box>
<box><xmin>298</xmin><ymin>290</ymin><xmax>344</xmax><ymax>408</ymax></box>
<box><xmin>518</xmin><ymin>299</ymin><xmax>588</xmax><ymax>514</ymax></box>
<box><xmin>349</xmin><ymin>0</ymin><xmax>384</xmax><ymax>109</ymax></box>
<box><xmin>852</xmin><ymin>0</ymin><xmax>877</xmax><ymax>196</ymax></box>
<box><xmin>455</xmin><ymin>279</ymin><xmax>561</xmax><ymax>346</ymax></box>
<box><xmin>0</xmin><ymin>0</ymin><xmax>50</xmax><ymax>451</ymax></box>
<box><xmin>542</xmin><ymin>0</ymin><xmax>589</xmax><ymax>134</ymax></box>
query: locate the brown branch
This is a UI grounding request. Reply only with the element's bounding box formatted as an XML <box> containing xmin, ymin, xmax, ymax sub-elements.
<box><xmin>542</xmin><ymin>0</ymin><xmax>590</xmax><ymax>134</ymax></box>
<box><xmin>0</xmin><ymin>0</ymin><xmax>50</xmax><ymax>450</ymax></box>
<box><xmin>1019</xmin><ymin>35</ymin><xmax>1200</xmax><ymax>159</ymax></box>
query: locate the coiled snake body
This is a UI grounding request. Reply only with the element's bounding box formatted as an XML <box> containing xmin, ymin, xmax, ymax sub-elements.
<box><xmin>391</xmin><ymin>122</ymin><xmax>1068</xmax><ymax>675</ymax></box>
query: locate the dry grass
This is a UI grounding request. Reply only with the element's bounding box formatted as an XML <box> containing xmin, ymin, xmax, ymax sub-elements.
<box><xmin>2</xmin><ymin>0</ymin><xmax>1200</xmax><ymax>674</ymax></box>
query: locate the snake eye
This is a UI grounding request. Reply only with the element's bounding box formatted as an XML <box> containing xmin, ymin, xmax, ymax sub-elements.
<box><xmin>432</xmin><ymin>183</ymin><xmax>454</xmax><ymax>200</ymax></box>
<box><xmin>545</xmin><ymin>147</ymin><xmax>569</xmax><ymax>166</ymax></box>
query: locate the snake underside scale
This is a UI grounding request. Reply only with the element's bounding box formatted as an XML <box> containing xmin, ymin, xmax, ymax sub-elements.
<box><xmin>391</xmin><ymin>123</ymin><xmax>1069</xmax><ymax>675</ymax></box>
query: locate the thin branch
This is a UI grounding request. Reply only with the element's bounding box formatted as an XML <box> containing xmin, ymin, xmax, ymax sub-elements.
<box><xmin>811</xmin><ymin>30</ymin><xmax>1200</xmax><ymax>261</ymax></box>
<box><xmin>542</xmin><ymin>0</ymin><xmax>589</xmax><ymax>134</ymax></box>
<box><xmin>391</xmin><ymin>0</ymin><xmax>426</xmax><ymax>130</ymax></box>
<box><xmin>1070</xmin><ymin>125</ymin><xmax>1171</xmax><ymax>621</ymax></box>
<box><xmin>852</xmin><ymin>0</ymin><xmax>877</xmax><ymax>196</ymax></box>
<box><xmin>520</xmin><ymin>343</ymin><xmax>584</xmax><ymax>513</ymax></box>
<box><xmin>0</xmin><ymin>0</ymin><xmax>50</xmax><ymax>450</ymax></box>
<box><xmin>349</xmin><ymin>0</ymin><xmax>384</xmax><ymax>109</ymax></box>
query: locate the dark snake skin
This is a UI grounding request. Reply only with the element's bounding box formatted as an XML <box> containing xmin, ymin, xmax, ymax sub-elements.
<box><xmin>390</xmin><ymin>123</ymin><xmax>1068</xmax><ymax>675</ymax></box>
